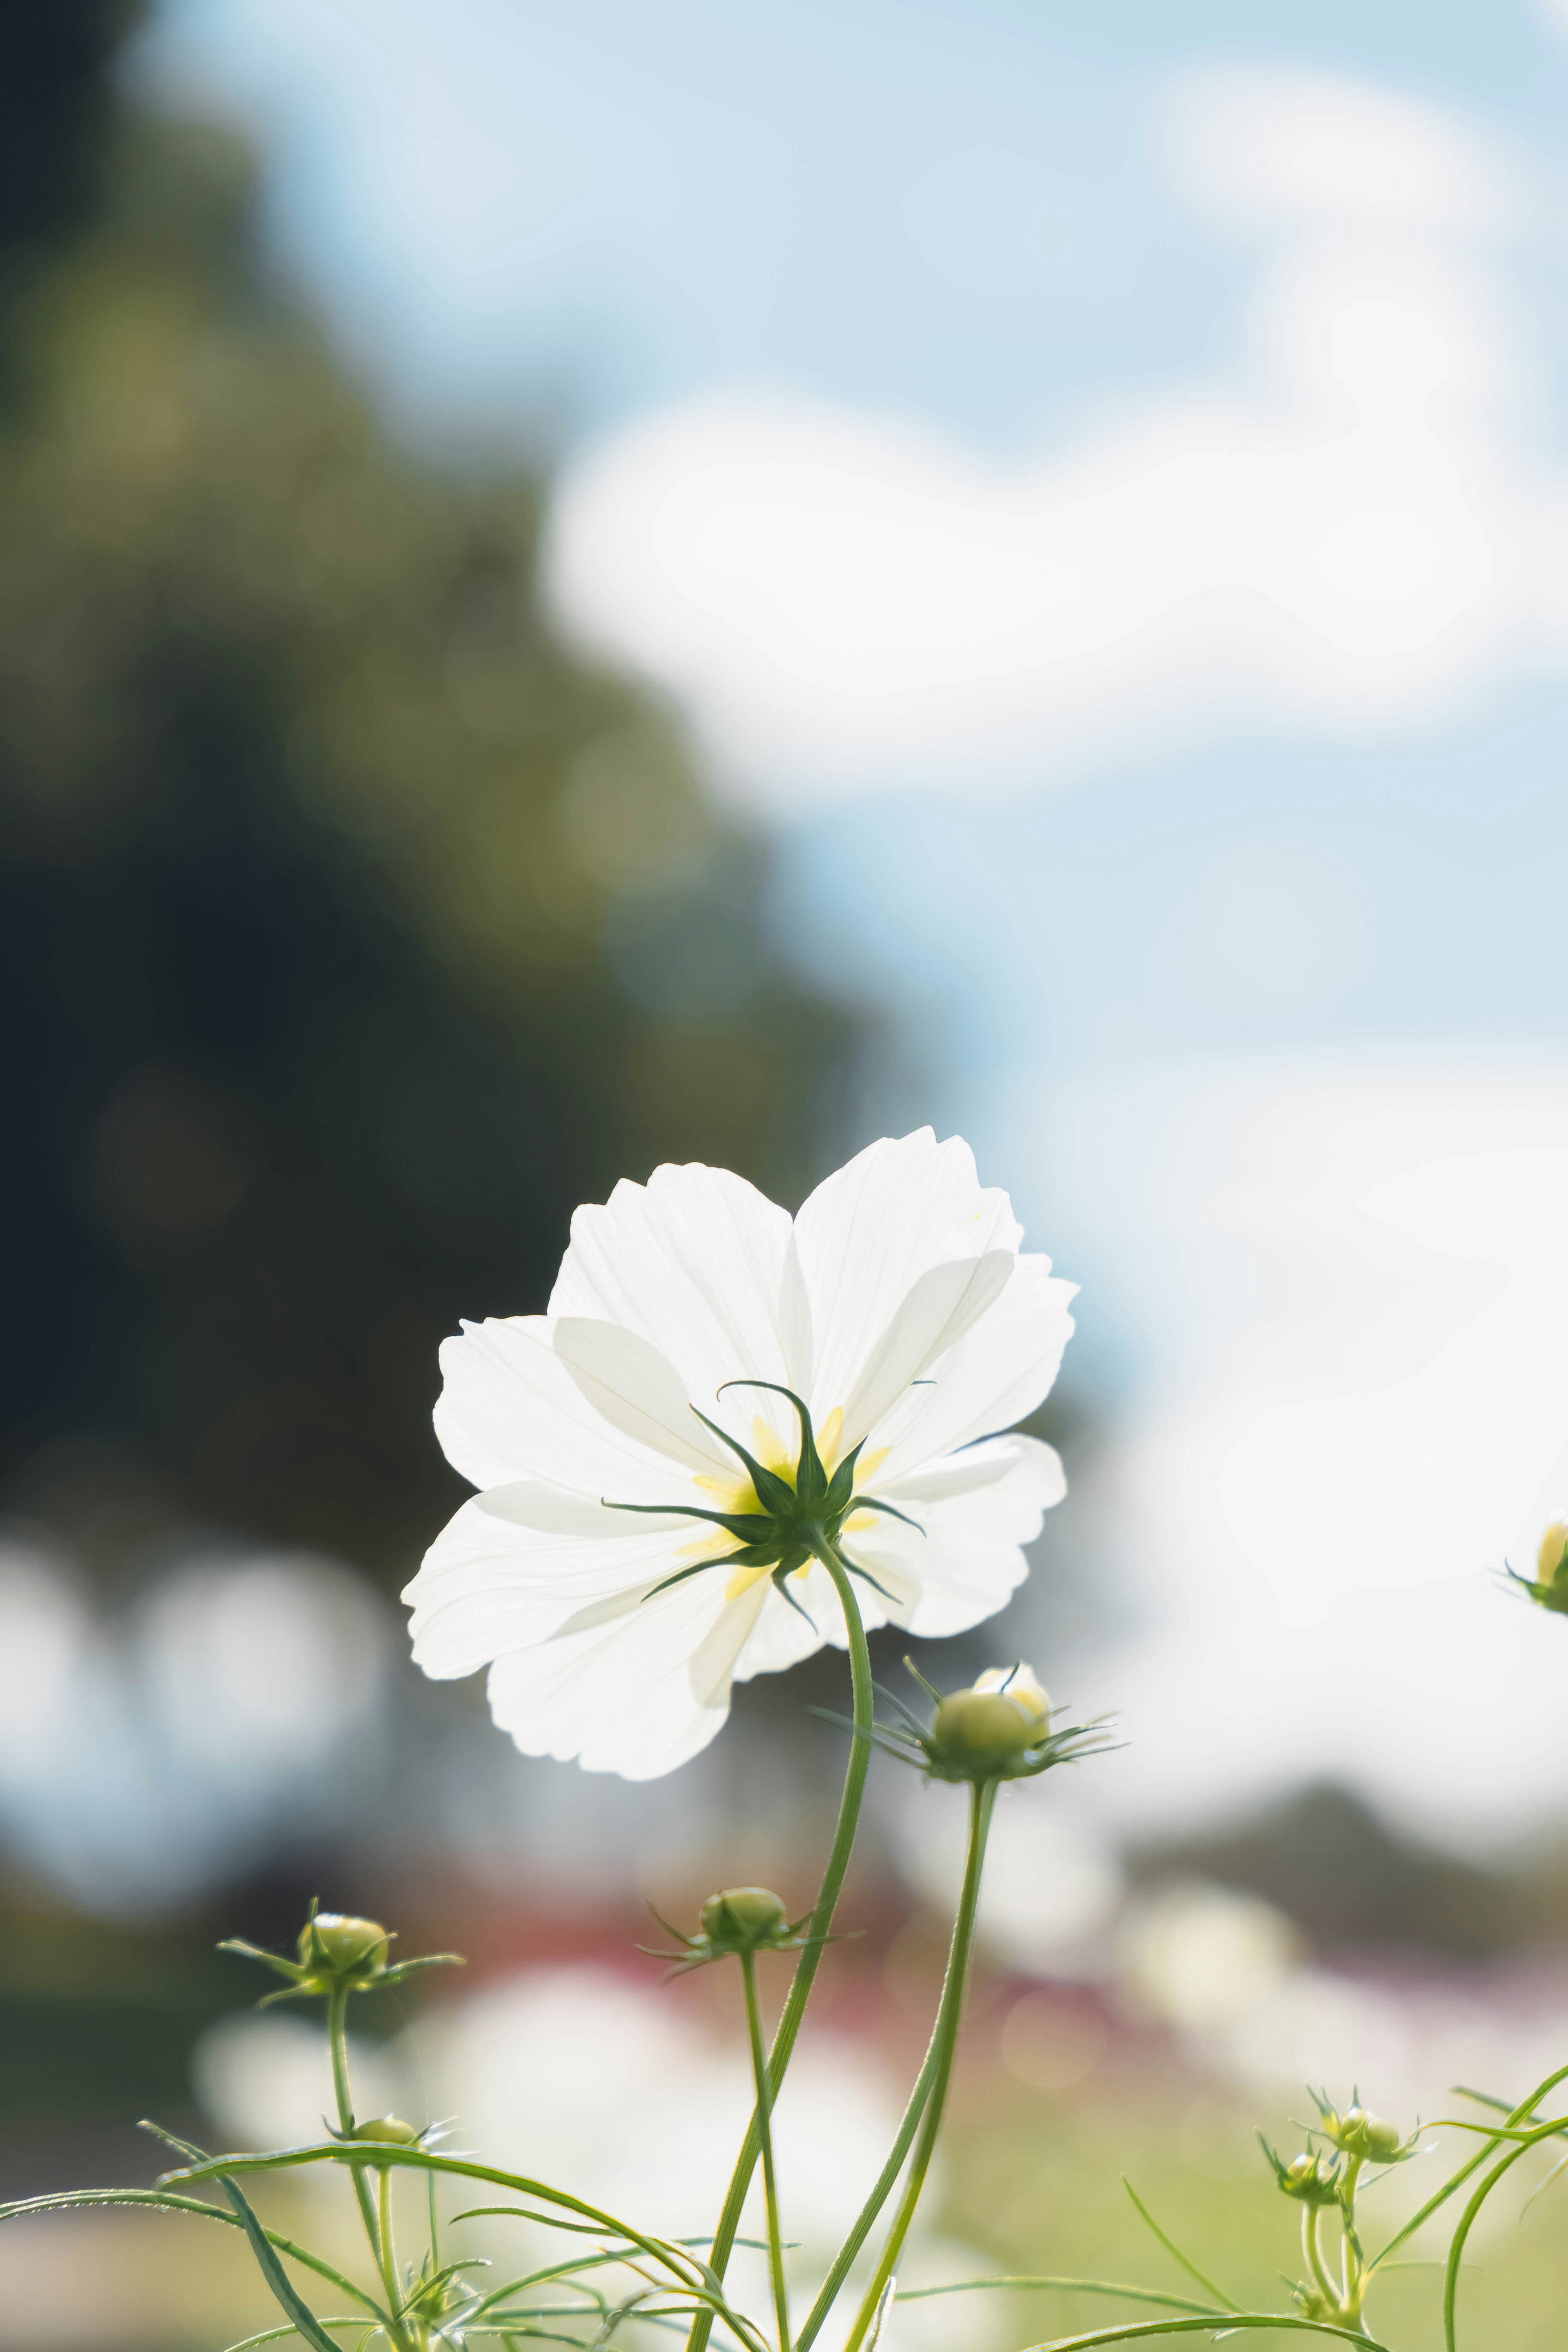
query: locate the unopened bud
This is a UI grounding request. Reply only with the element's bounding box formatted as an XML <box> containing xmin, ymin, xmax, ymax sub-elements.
<box><xmin>699</xmin><ymin>1887</ymin><xmax>790</xmax><ymax>1953</ymax></box>
<box><xmin>973</xmin><ymin>1664</ymin><xmax>1050</xmax><ymax>1732</ymax></box>
<box><xmin>299</xmin><ymin>1913</ymin><xmax>390</xmax><ymax>1978</ymax></box>
<box><xmin>929</xmin><ymin>1689</ymin><xmax>1038</xmax><ymax>1778</ymax></box>
<box><xmin>1533</xmin><ymin>1521</ymin><xmax>1568</xmax><ymax>1611</ymax></box>
<box><xmin>1322</xmin><ymin>2103</ymin><xmax>1404</xmax><ymax>2161</ymax></box>
<box><xmin>1278</xmin><ymin>2152</ymin><xmax>1339</xmax><ymax>2204</ymax></box>
<box><xmin>354</xmin><ymin>2116</ymin><xmax>421</xmax><ymax>2145</ymax></box>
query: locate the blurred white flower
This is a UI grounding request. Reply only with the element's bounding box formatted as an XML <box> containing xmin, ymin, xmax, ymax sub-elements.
<box><xmin>405</xmin><ymin>1130</ymin><xmax>1074</xmax><ymax>1776</ymax></box>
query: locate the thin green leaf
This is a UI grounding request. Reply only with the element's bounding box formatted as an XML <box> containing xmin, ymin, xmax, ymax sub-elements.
<box><xmin>220</xmin><ymin>2323</ymin><xmax>363</xmax><ymax>2352</ymax></box>
<box><xmin>1122</xmin><ymin>2179</ymin><xmax>1241</xmax><ymax>2313</ymax></box>
<box><xmin>1017</xmin><ymin>2318</ymin><xmax>1394</xmax><ymax>2350</ymax></box>
<box><xmin>220</xmin><ymin>2173</ymin><xmax>349</xmax><ymax>2352</ymax></box>
<box><xmin>0</xmin><ymin>2184</ymin><xmax>383</xmax><ymax>2317</ymax></box>
<box><xmin>896</xmin><ymin>2277</ymin><xmax>1218</xmax><ymax>2316</ymax></box>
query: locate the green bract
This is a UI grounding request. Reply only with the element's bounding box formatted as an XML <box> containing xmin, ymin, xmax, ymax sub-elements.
<box><xmin>1261</xmin><ymin>2139</ymin><xmax>1342</xmax><ymax>2205</ymax></box>
<box><xmin>825</xmin><ymin>1657</ymin><xmax>1112</xmax><ymax>1786</ymax></box>
<box><xmin>1508</xmin><ymin>1518</ymin><xmax>1568</xmax><ymax>1614</ymax></box>
<box><xmin>608</xmin><ymin>1381</ymin><xmax>917</xmax><ymax>1625</ymax></box>
<box><xmin>1310</xmin><ymin>2090</ymin><xmax>1416</xmax><ymax>2165</ymax></box>
<box><xmin>220</xmin><ymin>1901</ymin><xmax>463</xmax><ymax>2005</ymax></box>
<box><xmin>641</xmin><ymin>1884</ymin><xmax>824</xmax><ymax>1976</ymax></box>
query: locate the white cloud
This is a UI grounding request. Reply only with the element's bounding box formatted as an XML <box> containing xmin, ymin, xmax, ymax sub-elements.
<box><xmin>547</xmin><ymin>72</ymin><xmax>1559</xmax><ymax>806</ymax></box>
<box><xmin>1021</xmin><ymin>1053</ymin><xmax>1568</xmax><ymax>1849</ymax></box>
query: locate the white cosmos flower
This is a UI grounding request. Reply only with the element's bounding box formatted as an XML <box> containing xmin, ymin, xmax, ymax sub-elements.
<box><xmin>403</xmin><ymin>1130</ymin><xmax>1075</xmax><ymax>1779</ymax></box>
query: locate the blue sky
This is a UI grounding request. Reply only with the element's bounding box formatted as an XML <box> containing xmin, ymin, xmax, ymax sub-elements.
<box><xmin>133</xmin><ymin>0</ymin><xmax>1568</xmax><ymax>1844</ymax></box>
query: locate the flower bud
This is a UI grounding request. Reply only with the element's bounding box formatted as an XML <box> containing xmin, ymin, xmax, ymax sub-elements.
<box><xmin>973</xmin><ymin>1664</ymin><xmax>1050</xmax><ymax>1732</ymax></box>
<box><xmin>1320</xmin><ymin>2103</ymin><xmax>1405</xmax><ymax>2161</ymax></box>
<box><xmin>1533</xmin><ymin>1521</ymin><xmax>1568</xmax><ymax>1610</ymax></box>
<box><xmin>298</xmin><ymin>1913</ymin><xmax>390</xmax><ymax>1978</ymax></box>
<box><xmin>699</xmin><ymin>1887</ymin><xmax>790</xmax><ymax>1953</ymax></box>
<box><xmin>929</xmin><ymin>1688</ymin><xmax>1039</xmax><ymax>1778</ymax></box>
<box><xmin>339</xmin><ymin>2114</ymin><xmax>422</xmax><ymax>2165</ymax></box>
<box><xmin>1277</xmin><ymin>2152</ymin><xmax>1339</xmax><ymax>2205</ymax></box>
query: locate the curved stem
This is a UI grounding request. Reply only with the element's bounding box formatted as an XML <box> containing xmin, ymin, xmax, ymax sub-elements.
<box><xmin>377</xmin><ymin>2167</ymin><xmax>402</xmax><ymax>2328</ymax></box>
<box><xmin>740</xmin><ymin>1950</ymin><xmax>791</xmax><ymax>2352</ymax></box>
<box><xmin>1336</xmin><ymin>2157</ymin><xmax>1363</xmax><ymax>2318</ymax></box>
<box><xmin>793</xmin><ymin>2019</ymin><xmax>940</xmax><ymax>2350</ymax></box>
<box><xmin>840</xmin><ymin>1777</ymin><xmax>997</xmax><ymax>2352</ymax></box>
<box><xmin>683</xmin><ymin>1536</ymin><xmax>875</xmax><ymax>2352</ymax></box>
<box><xmin>1303</xmin><ymin>2210</ymin><xmax>1336</xmax><ymax>2313</ymax></box>
<box><xmin>1443</xmin><ymin>2136</ymin><xmax>1533</xmax><ymax>2352</ymax></box>
<box><xmin>1369</xmin><ymin>2059</ymin><xmax>1568</xmax><ymax>2275</ymax></box>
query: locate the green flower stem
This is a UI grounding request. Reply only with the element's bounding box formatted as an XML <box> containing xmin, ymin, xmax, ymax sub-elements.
<box><xmin>792</xmin><ymin>2021</ymin><xmax>940</xmax><ymax>2351</ymax></box>
<box><xmin>739</xmin><ymin>1949</ymin><xmax>791</xmax><ymax>2352</ymax></box>
<box><xmin>1303</xmin><ymin>2209</ymin><xmax>1336</xmax><ymax>2313</ymax></box>
<box><xmin>326</xmin><ymin>1984</ymin><xmax>407</xmax><ymax>2346</ymax></box>
<box><xmin>683</xmin><ymin>1535</ymin><xmax>875</xmax><ymax>2352</ymax></box>
<box><xmin>1336</xmin><ymin>2157</ymin><xmax>1363</xmax><ymax>2317</ymax></box>
<box><xmin>840</xmin><ymin>1775</ymin><xmax>997</xmax><ymax>2352</ymax></box>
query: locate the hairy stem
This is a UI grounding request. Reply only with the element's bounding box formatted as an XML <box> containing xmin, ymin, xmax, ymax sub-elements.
<box><xmin>684</xmin><ymin>1536</ymin><xmax>875</xmax><ymax>2352</ymax></box>
<box><xmin>840</xmin><ymin>1776</ymin><xmax>997</xmax><ymax>2352</ymax></box>
<box><xmin>740</xmin><ymin>1949</ymin><xmax>791</xmax><ymax>2352</ymax></box>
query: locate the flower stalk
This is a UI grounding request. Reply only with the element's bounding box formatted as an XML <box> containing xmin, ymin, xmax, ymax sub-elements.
<box><xmin>684</xmin><ymin>1534</ymin><xmax>876</xmax><ymax>2352</ymax></box>
<box><xmin>840</xmin><ymin>1775</ymin><xmax>997</xmax><ymax>2352</ymax></box>
<box><xmin>739</xmin><ymin>1948</ymin><xmax>791</xmax><ymax>2352</ymax></box>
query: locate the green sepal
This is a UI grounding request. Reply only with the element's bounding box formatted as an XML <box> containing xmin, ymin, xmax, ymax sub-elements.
<box><xmin>850</xmin><ymin>1494</ymin><xmax>924</xmax><ymax>1535</ymax></box>
<box><xmin>690</xmin><ymin>1402</ymin><xmax>798</xmax><ymax>1516</ymax></box>
<box><xmin>821</xmin><ymin>1446</ymin><xmax>866</xmax><ymax>1519</ymax></box>
<box><xmin>716</xmin><ymin>1379</ymin><xmax>828</xmax><ymax>1505</ymax></box>
<box><xmin>605</xmin><ymin>1499</ymin><xmax>778</xmax><ymax>1544</ymax></box>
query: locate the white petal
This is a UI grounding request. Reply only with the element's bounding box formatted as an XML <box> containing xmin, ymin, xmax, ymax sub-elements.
<box><xmin>548</xmin><ymin>1163</ymin><xmax>800</xmax><ymax>1424</ymax></box>
<box><xmin>839</xmin><ymin>1251</ymin><xmax>1013</xmax><ymax>1452</ymax></box>
<box><xmin>841</xmin><ymin>1434</ymin><xmax>1065</xmax><ymax>1639</ymax></box>
<box><xmin>485</xmin><ymin>1574</ymin><xmax>762</xmax><ymax>1778</ymax></box>
<box><xmin>793</xmin><ymin>1131</ymin><xmax>1022</xmax><ymax>1420</ymax></box>
<box><xmin>554</xmin><ymin>1317</ymin><xmax>732</xmax><ymax>1471</ymax></box>
<box><xmin>872</xmin><ymin>1255</ymin><xmax>1077</xmax><ymax>1477</ymax></box>
<box><xmin>433</xmin><ymin>1315</ymin><xmax>680</xmax><ymax>1498</ymax></box>
<box><xmin>404</xmin><ymin>1497</ymin><xmax>697</xmax><ymax>1672</ymax></box>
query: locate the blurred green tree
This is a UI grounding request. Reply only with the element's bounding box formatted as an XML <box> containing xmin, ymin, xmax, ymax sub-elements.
<box><xmin>0</xmin><ymin>0</ymin><xmax>854</xmax><ymax>1583</ymax></box>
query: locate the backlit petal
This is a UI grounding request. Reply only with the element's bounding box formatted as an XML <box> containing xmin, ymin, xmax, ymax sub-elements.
<box><xmin>554</xmin><ymin>1317</ymin><xmax>733</xmax><ymax>1471</ymax></box>
<box><xmin>485</xmin><ymin>1574</ymin><xmax>762</xmax><ymax>1777</ymax></box>
<box><xmin>549</xmin><ymin>1163</ymin><xmax>799</xmax><ymax>1424</ymax></box>
<box><xmin>871</xmin><ymin>1256</ymin><xmax>1077</xmax><ymax>1477</ymax></box>
<box><xmin>838</xmin><ymin>1251</ymin><xmax>1013</xmax><ymax>1452</ymax></box>
<box><xmin>433</xmin><ymin>1315</ymin><xmax>678</xmax><ymax>1498</ymax></box>
<box><xmin>794</xmin><ymin>1131</ymin><xmax>1022</xmax><ymax>1420</ymax></box>
<box><xmin>840</xmin><ymin>1434</ymin><xmax>1065</xmax><ymax>1639</ymax></box>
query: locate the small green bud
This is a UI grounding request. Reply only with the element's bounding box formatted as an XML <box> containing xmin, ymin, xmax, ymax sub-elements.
<box><xmin>929</xmin><ymin>1688</ymin><xmax>1038</xmax><ymax>1778</ymax></box>
<box><xmin>1318</xmin><ymin>2100</ymin><xmax>1407</xmax><ymax>2161</ymax></box>
<box><xmin>299</xmin><ymin>1913</ymin><xmax>390</xmax><ymax>1978</ymax></box>
<box><xmin>1277</xmin><ymin>2152</ymin><xmax>1339</xmax><ymax>2204</ymax></box>
<box><xmin>337</xmin><ymin>2115</ymin><xmax>423</xmax><ymax>2165</ymax></box>
<box><xmin>973</xmin><ymin>1664</ymin><xmax>1051</xmax><ymax>1731</ymax></box>
<box><xmin>1293</xmin><ymin>2287</ymin><xmax>1338</xmax><ymax>2324</ymax></box>
<box><xmin>353</xmin><ymin>2115</ymin><xmax>421</xmax><ymax>2145</ymax></box>
<box><xmin>699</xmin><ymin>1888</ymin><xmax>790</xmax><ymax>1953</ymax></box>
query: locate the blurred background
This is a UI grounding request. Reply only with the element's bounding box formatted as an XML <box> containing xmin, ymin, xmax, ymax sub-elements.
<box><xmin>7</xmin><ymin>0</ymin><xmax>1568</xmax><ymax>2343</ymax></box>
